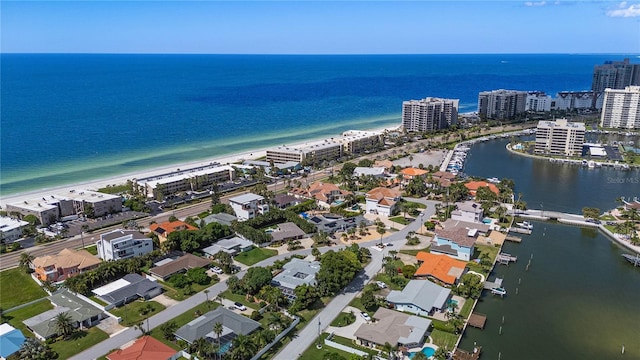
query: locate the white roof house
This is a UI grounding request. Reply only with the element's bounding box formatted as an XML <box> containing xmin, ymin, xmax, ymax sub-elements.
<box><xmin>386</xmin><ymin>280</ymin><xmax>451</xmax><ymax>316</ymax></box>
<box><xmin>228</xmin><ymin>193</ymin><xmax>269</xmax><ymax>221</ymax></box>
<box><xmin>271</xmin><ymin>258</ymin><xmax>320</xmax><ymax>300</ymax></box>
<box><xmin>202</xmin><ymin>236</ymin><xmax>254</xmax><ymax>256</ymax></box>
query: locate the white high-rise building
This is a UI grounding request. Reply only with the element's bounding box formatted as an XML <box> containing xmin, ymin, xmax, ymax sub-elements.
<box><xmin>96</xmin><ymin>229</ymin><xmax>154</xmax><ymax>261</ymax></box>
<box><xmin>526</xmin><ymin>92</ymin><xmax>552</xmax><ymax>112</ymax></box>
<box><xmin>477</xmin><ymin>89</ymin><xmax>527</xmax><ymax>120</ymax></box>
<box><xmin>600</xmin><ymin>86</ymin><xmax>640</xmax><ymax>129</ymax></box>
<box><xmin>535</xmin><ymin>118</ymin><xmax>585</xmax><ymax>157</ymax></box>
<box><xmin>402</xmin><ymin>97</ymin><xmax>458</xmax><ymax>132</ymax></box>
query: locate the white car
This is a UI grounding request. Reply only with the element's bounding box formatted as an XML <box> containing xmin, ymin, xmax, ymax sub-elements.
<box><xmin>211</xmin><ymin>266</ymin><xmax>224</xmax><ymax>274</ymax></box>
<box><xmin>234</xmin><ymin>302</ymin><xmax>247</xmax><ymax>311</ymax></box>
<box><xmin>360</xmin><ymin>312</ymin><xmax>372</xmax><ymax>322</ymax></box>
<box><xmin>376</xmin><ymin>281</ymin><xmax>387</xmax><ymax>289</ymax></box>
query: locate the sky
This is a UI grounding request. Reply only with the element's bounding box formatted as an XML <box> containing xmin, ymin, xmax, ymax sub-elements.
<box><xmin>1</xmin><ymin>1</ymin><xmax>640</xmax><ymax>54</ymax></box>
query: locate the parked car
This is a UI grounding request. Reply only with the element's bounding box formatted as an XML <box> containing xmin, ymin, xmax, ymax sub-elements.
<box><xmin>376</xmin><ymin>281</ymin><xmax>387</xmax><ymax>289</ymax></box>
<box><xmin>211</xmin><ymin>266</ymin><xmax>224</xmax><ymax>274</ymax></box>
<box><xmin>234</xmin><ymin>302</ymin><xmax>247</xmax><ymax>311</ymax></box>
<box><xmin>360</xmin><ymin>312</ymin><xmax>371</xmax><ymax>322</ymax></box>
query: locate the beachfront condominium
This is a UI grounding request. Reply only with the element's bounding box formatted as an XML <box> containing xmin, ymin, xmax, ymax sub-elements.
<box><xmin>135</xmin><ymin>164</ymin><xmax>235</xmax><ymax>199</ymax></box>
<box><xmin>592</xmin><ymin>59</ymin><xmax>640</xmax><ymax>94</ymax></box>
<box><xmin>535</xmin><ymin>118</ymin><xmax>586</xmax><ymax>156</ymax></box>
<box><xmin>477</xmin><ymin>89</ymin><xmax>527</xmax><ymax>120</ymax></box>
<box><xmin>96</xmin><ymin>229</ymin><xmax>154</xmax><ymax>261</ymax></box>
<box><xmin>401</xmin><ymin>97</ymin><xmax>458</xmax><ymax>132</ymax></box>
<box><xmin>339</xmin><ymin>130</ymin><xmax>384</xmax><ymax>154</ymax></box>
<box><xmin>5</xmin><ymin>190</ymin><xmax>122</xmax><ymax>226</ymax></box>
<box><xmin>600</xmin><ymin>86</ymin><xmax>640</xmax><ymax>129</ymax></box>
<box><xmin>553</xmin><ymin>91</ymin><xmax>600</xmax><ymax>111</ymax></box>
<box><xmin>525</xmin><ymin>92</ymin><xmax>552</xmax><ymax>112</ymax></box>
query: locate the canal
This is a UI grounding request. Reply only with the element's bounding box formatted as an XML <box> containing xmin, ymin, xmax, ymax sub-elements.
<box><xmin>457</xmin><ymin>137</ymin><xmax>640</xmax><ymax>359</ymax></box>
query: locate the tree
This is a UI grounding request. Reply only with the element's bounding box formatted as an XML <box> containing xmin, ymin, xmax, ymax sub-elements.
<box><xmin>455</xmin><ymin>273</ymin><xmax>484</xmax><ymax>299</ymax></box>
<box><xmin>494</xmin><ymin>205</ymin><xmax>507</xmax><ymax>223</ymax></box>
<box><xmin>214</xmin><ymin>250</ymin><xmax>234</xmax><ymax>273</ymax></box>
<box><xmin>311</xmin><ymin>246</ymin><xmax>321</xmax><ymax>260</ymax></box>
<box><xmin>291</xmin><ymin>284</ymin><xmax>320</xmax><ymax>312</ymax></box>
<box><xmin>376</xmin><ymin>224</ymin><xmax>386</xmax><ymax>246</ymax></box>
<box><xmin>382</xmin><ymin>342</ymin><xmax>397</xmax><ymax>360</ymax></box>
<box><xmin>186</xmin><ymin>267</ymin><xmax>210</xmax><ymax>285</ymax></box>
<box><xmin>55</xmin><ymin>311</ymin><xmax>75</xmax><ymax>339</ymax></box>
<box><xmin>17</xmin><ymin>338</ymin><xmax>57</xmax><ymax>360</ymax></box>
<box><xmin>19</xmin><ymin>252</ymin><xmax>35</xmax><ymax>273</ymax></box>
<box><xmin>160</xmin><ymin>321</ymin><xmax>178</xmax><ymax>341</ymax></box>
<box><xmin>241</xmin><ymin>267</ymin><xmax>272</xmax><ymax>295</ymax></box>
<box><xmin>434</xmin><ymin>347</ymin><xmax>448</xmax><ymax>360</ymax></box>
<box><xmin>412</xmin><ymin>351</ymin><xmax>429</xmax><ymax>360</ymax></box>
<box><xmin>213</xmin><ymin>321</ymin><xmax>223</xmax><ymax>360</ymax></box>
<box><xmin>582</xmin><ymin>207</ymin><xmax>601</xmax><ymax>220</ymax></box>
<box><xmin>360</xmin><ymin>289</ymin><xmax>377</xmax><ymax>311</ymax></box>
<box><xmin>229</xmin><ymin>333</ymin><xmax>257</xmax><ymax>360</ymax></box>
<box><xmin>316</xmin><ymin>250</ymin><xmax>362</xmax><ymax>296</ymax></box>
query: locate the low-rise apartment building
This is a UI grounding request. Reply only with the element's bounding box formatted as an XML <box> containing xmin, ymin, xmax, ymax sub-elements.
<box><xmin>228</xmin><ymin>193</ymin><xmax>269</xmax><ymax>221</ymax></box>
<box><xmin>96</xmin><ymin>229</ymin><xmax>154</xmax><ymax>261</ymax></box>
<box><xmin>136</xmin><ymin>164</ymin><xmax>235</xmax><ymax>199</ymax></box>
<box><xmin>534</xmin><ymin>118</ymin><xmax>585</xmax><ymax>156</ymax></box>
<box><xmin>0</xmin><ymin>216</ymin><xmax>29</xmax><ymax>242</ymax></box>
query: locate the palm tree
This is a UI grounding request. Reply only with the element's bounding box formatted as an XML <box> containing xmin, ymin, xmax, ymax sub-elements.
<box><xmin>19</xmin><ymin>252</ymin><xmax>35</xmax><ymax>273</ymax></box>
<box><xmin>229</xmin><ymin>334</ymin><xmax>257</xmax><ymax>360</ymax></box>
<box><xmin>17</xmin><ymin>338</ymin><xmax>56</xmax><ymax>360</ymax></box>
<box><xmin>213</xmin><ymin>321</ymin><xmax>223</xmax><ymax>360</ymax></box>
<box><xmin>382</xmin><ymin>341</ymin><xmax>397</xmax><ymax>360</ymax></box>
<box><xmin>55</xmin><ymin>312</ymin><xmax>75</xmax><ymax>339</ymax></box>
<box><xmin>377</xmin><ymin>224</ymin><xmax>386</xmax><ymax>246</ymax></box>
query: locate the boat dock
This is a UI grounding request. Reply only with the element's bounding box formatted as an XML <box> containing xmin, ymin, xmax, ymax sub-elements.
<box><xmin>508</xmin><ymin>227</ymin><xmax>532</xmax><ymax>234</ymax></box>
<box><xmin>484</xmin><ymin>278</ymin><xmax>506</xmax><ymax>297</ymax></box>
<box><xmin>622</xmin><ymin>254</ymin><xmax>640</xmax><ymax>267</ymax></box>
<box><xmin>505</xmin><ymin>235</ymin><xmax>522</xmax><ymax>242</ymax></box>
<box><xmin>453</xmin><ymin>346</ymin><xmax>482</xmax><ymax>360</ymax></box>
<box><xmin>468</xmin><ymin>313</ymin><xmax>487</xmax><ymax>329</ymax></box>
<box><xmin>497</xmin><ymin>252</ymin><xmax>518</xmax><ymax>265</ymax></box>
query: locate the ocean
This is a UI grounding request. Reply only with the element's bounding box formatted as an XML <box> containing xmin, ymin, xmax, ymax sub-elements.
<box><xmin>1</xmin><ymin>53</ymin><xmax>635</xmax><ymax>196</ymax></box>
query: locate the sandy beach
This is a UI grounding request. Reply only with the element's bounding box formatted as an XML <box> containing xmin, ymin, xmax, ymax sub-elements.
<box><xmin>0</xmin><ymin>125</ymin><xmax>400</xmax><ymax>209</ymax></box>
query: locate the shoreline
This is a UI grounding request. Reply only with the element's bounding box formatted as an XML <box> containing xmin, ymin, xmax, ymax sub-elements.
<box><xmin>0</xmin><ymin>124</ymin><xmax>400</xmax><ymax>208</ymax></box>
<box><xmin>505</xmin><ymin>142</ymin><xmax>640</xmax><ymax>169</ymax></box>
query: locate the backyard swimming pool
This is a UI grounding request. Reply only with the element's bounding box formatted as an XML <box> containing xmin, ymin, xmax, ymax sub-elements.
<box><xmin>408</xmin><ymin>345</ymin><xmax>436</xmax><ymax>358</ymax></box>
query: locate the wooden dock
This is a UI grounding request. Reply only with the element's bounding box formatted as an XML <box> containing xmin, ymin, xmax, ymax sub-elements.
<box><xmin>508</xmin><ymin>227</ymin><xmax>532</xmax><ymax>234</ymax></box>
<box><xmin>483</xmin><ymin>277</ymin><xmax>503</xmax><ymax>290</ymax></box>
<box><xmin>468</xmin><ymin>313</ymin><xmax>487</xmax><ymax>329</ymax></box>
<box><xmin>505</xmin><ymin>235</ymin><xmax>522</xmax><ymax>242</ymax></box>
<box><xmin>453</xmin><ymin>346</ymin><xmax>482</xmax><ymax>360</ymax></box>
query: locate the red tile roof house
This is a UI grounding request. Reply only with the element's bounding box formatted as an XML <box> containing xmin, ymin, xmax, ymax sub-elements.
<box><xmin>107</xmin><ymin>336</ymin><xmax>179</xmax><ymax>360</ymax></box>
<box><xmin>149</xmin><ymin>220</ymin><xmax>198</xmax><ymax>244</ymax></box>
<box><xmin>464</xmin><ymin>181</ymin><xmax>500</xmax><ymax>197</ymax></box>
<box><xmin>365</xmin><ymin>187</ymin><xmax>402</xmax><ymax>216</ymax></box>
<box><xmin>289</xmin><ymin>181</ymin><xmax>352</xmax><ymax>208</ymax></box>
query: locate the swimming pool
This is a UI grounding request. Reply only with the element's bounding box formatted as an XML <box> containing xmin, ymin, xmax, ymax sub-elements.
<box><xmin>482</xmin><ymin>218</ymin><xmax>492</xmax><ymax>224</ymax></box>
<box><xmin>217</xmin><ymin>341</ymin><xmax>232</xmax><ymax>355</ymax></box>
<box><xmin>408</xmin><ymin>345</ymin><xmax>436</xmax><ymax>358</ymax></box>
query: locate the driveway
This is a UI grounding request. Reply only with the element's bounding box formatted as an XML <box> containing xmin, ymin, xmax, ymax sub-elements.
<box><xmin>152</xmin><ymin>294</ymin><xmax>179</xmax><ymax>308</ymax></box>
<box><xmin>324</xmin><ymin>306</ymin><xmax>368</xmax><ymax>339</ymax></box>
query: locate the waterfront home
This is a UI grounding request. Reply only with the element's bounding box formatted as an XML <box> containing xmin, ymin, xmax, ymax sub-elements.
<box><xmin>0</xmin><ymin>323</ymin><xmax>25</xmax><ymax>360</ymax></box>
<box><xmin>354</xmin><ymin>307</ymin><xmax>431</xmax><ymax>350</ymax></box>
<box><xmin>32</xmin><ymin>248</ymin><xmax>101</xmax><ymax>283</ymax></box>
<box><xmin>271</xmin><ymin>258</ymin><xmax>321</xmax><ymax>301</ymax></box>
<box><xmin>149</xmin><ymin>220</ymin><xmax>198</xmax><ymax>244</ymax></box>
<box><xmin>451</xmin><ymin>201</ymin><xmax>484</xmax><ymax>223</ymax></box>
<box><xmin>96</xmin><ymin>229</ymin><xmax>154</xmax><ymax>261</ymax></box>
<box><xmin>0</xmin><ymin>216</ymin><xmax>29</xmax><ymax>243</ymax></box>
<box><xmin>149</xmin><ymin>253</ymin><xmax>211</xmax><ymax>281</ymax></box>
<box><xmin>174</xmin><ymin>307</ymin><xmax>260</xmax><ymax>345</ymax></box>
<box><xmin>202</xmin><ymin>236</ymin><xmax>254</xmax><ymax>257</ymax></box>
<box><xmin>386</xmin><ymin>280</ymin><xmax>451</xmax><ymax>317</ymax></box>
<box><xmin>464</xmin><ymin>181</ymin><xmax>500</xmax><ymax>197</ymax></box>
<box><xmin>623</xmin><ymin>198</ymin><xmax>640</xmax><ymax>212</ymax></box>
<box><xmin>23</xmin><ymin>289</ymin><xmax>106</xmax><ymax>340</ymax></box>
<box><xmin>106</xmin><ymin>335</ymin><xmax>179</xmax><ymax>360</ymax></box>
<box><xmin>228</xmin><ymin>193</ymin><xmax>270</xmax><ymax>221</ymax></box>
<box><xmin>269</xmin><ymin>222</ymin><xmax>306</xmax><ymax>243</ymax></box>
<box><xmin>430</xmin><ymin>171</ymin><xmax>456</xmax><ymax>188</ymax></box>
<box><xmin>289</xmin><ymin>181</ymin><xmax>352</xmax><ymax>208</ymax></box>
<box><xmin>365</xmin><ymin>187</ymin><xmax>402</xmax><ymax>216</ymax></box>
<box><xmin>92</xmin><ymin>273</ymin><xmax>162</xmax><ymax>309</ymax></box>
<box><xmin>414</xmin><ymin>252</ymin><xmax>467</xmax><ymax>286</ymax></box>
<box><xmin>432</xmin><ymin>227</ymin><xmax>479</xmax><ymax>261</ymax></box>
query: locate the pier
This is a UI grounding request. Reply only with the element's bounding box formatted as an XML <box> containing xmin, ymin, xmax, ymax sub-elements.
<box><xmin>508</xmin><ymin>227</ymin><xmax>532</xmax><ymax>234</ymax></box>
<box><xmin>497</xmin><ymin>252</ymin><xmax>517</xmax><ymax>265</ymax></box>
<box><xmin>505</xmin><ymin>235</ymin><xmax>522</xmax><ymax>243</ymax></box>
<box><xmin>468</xmin><ymin>313</ymin><xmax>487</xmax><ymax>329</ymax></box>
<box><xmin>483</xmin><ymin>278</ymin><xmax>506</xmax><ymax>296</ymax></box>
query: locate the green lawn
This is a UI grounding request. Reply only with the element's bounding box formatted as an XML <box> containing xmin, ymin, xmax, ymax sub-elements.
<box><xmin>109</xmin><ymin>300</ymin><xmax>165</xmax><ymax>326</ymax></box>
<box><xmin>161</xmin><ymin>280</ymin><xmax>217</xmax><ymax>301</ymax></box>
<box><xmin>431</xmin><ymin>329</ymin><xmax>459</xmax><ymax>350</ymax></box>
<box><xmin>234</xmin><ymin>247</ymin><xmax>278</xmax><ymax>266</ymax></box>
<box><xmin>459</xmin><ymin>298</ymin><xmax>475</xmax><ymax>319</ymax></box>
<box><xmin>0</xmin><ymin>268</ymin><xmax>47</xmax><ymax>309</ymax></box>
<box><xmin>84</xmin><ymin>245</ymin><xmax>98</xmax><ymax>255</ymax></box>
<box><xmin>327</xmin><ymin>334</ymin><xmax>378</xmax><ymax>356</ymax></box>
<box><xmin>50</xmin><ymin>327</ymin><xmax>109</xmax><ymax>359</ymax></box>
<box><xmin>150</xmin><ymin>301</ymin><xmax>220</xmax><ymax>350</ymax></box>
<box><xmin>299</xmin><ymin>333</ymin><xmax>355</xmax><ymax>360</ymax></box>
<box><xmin>218</xmin><ymin>290</ymin><xmax>261</xmax><ymax>310</ymax></box>
<box><xmin>329</xmin><ymin>312</ymin><xmax>355</xmax><ymax>327</ymax></box>
<box><xmin>399</xmin><ymin>246</ymin><xmax>431</xmax><ymax>256</ymax></box>
<box><xmin>388</xmin><ymin>216</ymin><xmax>412</xmax><ymax>225</ymax></box>
<box><xmin>4</xmin><ymin>300</ymin><xmax>53</xmax><ymax>336</ymax></box>
<box><xmin>89</xmin><ymin>296</ymin><xmax>108</xmax><ymax>306</ymax></box>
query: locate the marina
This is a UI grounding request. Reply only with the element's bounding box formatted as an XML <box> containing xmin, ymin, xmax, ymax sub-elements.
<box><xmin>622</xmin><ymin>253</ymin><xmax>640</xmax><ymax>267</ymax></box>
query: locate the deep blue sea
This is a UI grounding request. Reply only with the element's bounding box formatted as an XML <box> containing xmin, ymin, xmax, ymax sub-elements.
<box><xmin>1</xmin><ymin>54</ymin><xmax>637</xmax><ymax>196</ymax></box>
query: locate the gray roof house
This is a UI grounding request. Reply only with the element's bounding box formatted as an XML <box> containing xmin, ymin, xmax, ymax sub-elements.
<box><xmin>92</xmin><ymin>274</ymin><xmax>162</xmax><ymax>308</ymax></box>
<box><xmin>386</xmin><ymin>280</ymin><xmax>451</xmax><ymax>317</ymax></box>
<box><xmin>23</xmin><ymin>289</ymin><xmax>105</xmax><ymax>340</ymax></box>
<box><xmin>202</xmin><ymin>212</ymin><xmax>237</xmax><ymax>227</ymax></box>
<box><xmin>354</xmin><ymin>307</ymin><xmax>431</xmax><ymax>349</ymax></box>
<box><xmin>174</xmin><ymin>307</ymin><xmax>260</xmax><ymax>345</ymax></box>
<box><xmin>271</xmin><ymin>258</ymin><xmax>320</xmax><ymax>300</ymax></box>
<box><xmin>202</xmin><ymin>236</ymin><xmax>254</xmax><ymax>257</ymax></box>
<box><xmin>270</xmin><ymin>222</ymin><xmax>306</xmax><ymax>243</ymax></box>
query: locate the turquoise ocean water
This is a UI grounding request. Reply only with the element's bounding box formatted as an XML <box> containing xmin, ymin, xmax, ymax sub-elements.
<box><xmin>1</xmin><ymin>54</ymin><xmax>637</xmax><ymax>196</ymax></box>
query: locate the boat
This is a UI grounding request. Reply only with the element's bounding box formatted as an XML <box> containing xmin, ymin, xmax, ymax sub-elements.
<box><xmin>516</xmin><ymin>221</ymin><xmax>533</xmax><ymax>230</ymax></box>
<box><xmin>622</xmin><ymin>254</ymin><xmax>640</xmax><ymax>267</ymax></box>
<box><xmin>491</xmin><ymin>287</ymin><xmax>507</xmax><ymax>296</ymax></box>
<box><xmin>487</xmin><ymin>177</ymin><xmax>500</xmax><ymax>184</ymax></box>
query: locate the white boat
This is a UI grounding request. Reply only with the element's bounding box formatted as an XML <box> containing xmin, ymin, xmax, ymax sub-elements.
<box><xmin>487</xmin><ymin>177</ymin><xmax>500</xmax><ymax>184</ymax></box>
<box><xmin>516</xmin><ymin>221</ymin><xmax>533</xmax><ymax>230</ymax></box>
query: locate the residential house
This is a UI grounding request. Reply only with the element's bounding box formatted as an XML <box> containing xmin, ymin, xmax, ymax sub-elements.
<box><xmin>623</xmin><ymin>198</ymin><xmax>640</xmax><ymax>212</ymax></box>
<box><xmin>414</xmin><ymin>252</ymin><xmax>467</xmax><ymax>286</ymax></box>
<box><xmin>270</xmin><ymin>222</ymin><xmax>306</xmax><ymax>243</ymax></box>
<box><xmin>228</xmin><ymin>193</ymin><xmax>269</xmax><ymax>221</ymax></box>
<box><xmin>202</xmin><ymin>212</ymin><xmax>237</xmax><ymax>227</ymax></box>
<box><xmin>307</xmin><ymin>214</ymin><xmax>368</xmax><ymax>235</ymax></box>
<box><xmin>289</xmin><ymin>181</ymin><xmax>352</xmax><ymax>208</ymax></box>
<box><xmin>464</xmin><ymin>181</ymin><xmax>500</xmax><ymax>197</ymax></box>
<box><xmin>400</xmin><ymin>168</ymin><xmax>428</xmax><ymax>187</ymax></box>
<box><xmin>32</xmin><ymin>248</ymin><xmax>101</xmax><ymax>283</ymax></box>
<box><xmin>365</xmin><ymin>187</ymin><xmax>402</xmax><ymax>216</ymax></box>
<box><xmin>430</xmin><ymin>171</ymin><xmax>456</xmax><ymax>188</ymax></box>
<box><xmin>0</xmin><ymin>216</ymin><xmax>28</xmax><ymax>243</ymax></box>
<box><xmin>149</xmin><ymin>253</ymin><xmax>211</xmax><ymax>281</ymax></box>
<box><xmin>0</xmin><ymin>323</ymin><xmax>25</xmax><ymax>360</ymax></box>
<box><xmin>271</xmin><ymin>258</ymin><xmax>320</xmax><ymax>301</ymax></box>
<box><xmin>353</xmin><ymin>167</ymin><xmax>386</xmax><ymax>178</ymax></box>
<box><xmin>374</xmin><ymin>159</ymin><xmax>394</xmax><ymax>171</ymax></box>
<box><xmin>432</xmin><ymin>226</ymin><xmax>480</xmax><ymax>261</ymax></box>
<box><xmin>106</xmin><ymin>336</ymin><xmax>179</xmax><ymax>360</ymax></box>
<box><xmin>174</xmin><ymin>307</ymin><xmax>260</xmax><ymax>345</ymax></box>
<box><xmin>149</xmin><ymin>220</ymin><xmax>198</xmax><ymax>244</ymax></box>
<box><xmin>92</xmin><ymin>274</ymin><xmax>162</xmax><ymax>309</ymax></box>
<box><xmin>202</xmin><ymin>236</ymin><xmax>254</xmax><ymax>257</ymax></box>
<box><xmin>451</xmin><ymin>201</ymin><xmax>484</xmax><ymax>223</ymax></box>
<box><xmin>23</xmin><ymin>289</ymin><xmax>105</xmax><ymax>340</ymax></box>
<box><xmin>386</xmin><ymin>280</ymin><xmax>451</xmax><ymax>317</ymax></box>
<box><xmin>273</xmin><ymin>194</ymin><xmax>302</xmax><ymax>210</ymax></box>
<box><xmin>354</xmin><ymin>307</ymin><xmax>431</xmax><ymax>349</ymax></box>
<box><xmin>96</xmin><ymin>229</ymin><xmax>154</xmax><ymax>261</ymax></box>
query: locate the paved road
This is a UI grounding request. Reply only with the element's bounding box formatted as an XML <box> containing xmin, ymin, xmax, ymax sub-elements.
<box><xmin>273</xmin><ymin>200</ymin><xmax>438</xmax><ymax>360</ymax></box>
<box><xmin>70</xmin><ymin>200</ymin><xmax>437</xmax><ymax>360</ymax></box>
